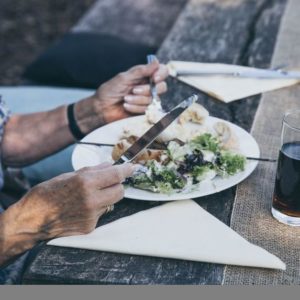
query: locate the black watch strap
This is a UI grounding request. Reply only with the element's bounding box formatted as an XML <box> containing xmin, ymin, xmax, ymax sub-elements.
<box><xmin>67</xmin><ymin>103</ymin><xmax>85</xmax><ymax>140</ymax></box>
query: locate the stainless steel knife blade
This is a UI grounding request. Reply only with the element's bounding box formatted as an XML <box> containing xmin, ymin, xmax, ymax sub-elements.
<box><xmin>114</xmin><ymin>94</ymin><xmax>198</xmax><ymax>165</ymax></box>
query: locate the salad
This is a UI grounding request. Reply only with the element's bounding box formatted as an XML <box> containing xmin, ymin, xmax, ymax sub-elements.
<box><xmin>125</xmin><ymin>133</ymin><xmax>246</xmax><ymax>194</ymax></box>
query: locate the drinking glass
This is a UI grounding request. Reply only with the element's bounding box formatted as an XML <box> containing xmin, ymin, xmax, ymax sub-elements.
<box><xmin>272</xmin><ymin>110</ymin><xmax>300</xmax><ymax>226</ymax></box>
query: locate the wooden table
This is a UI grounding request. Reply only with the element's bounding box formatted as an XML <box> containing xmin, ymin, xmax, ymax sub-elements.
<box><xmin>22</xmin><ymin>0</ymin><xmax>287</xmax><ymax>284</ymax></box>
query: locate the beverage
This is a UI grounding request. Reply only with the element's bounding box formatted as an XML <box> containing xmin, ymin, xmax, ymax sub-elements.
<box><xmin>272</xmin><ymin>142</ymin><xmax>300</xmax><ymax>219</ymax></box>
<box><xmin>272</xmin><ymin>110</ymin><xmax>300</xmax><ymax>226</ymax></box>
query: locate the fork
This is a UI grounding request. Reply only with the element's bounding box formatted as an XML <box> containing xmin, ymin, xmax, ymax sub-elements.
<box><xmin>76</xmin><ymin>142</ymin><xmax>277</xmax><ymax>162</ymax></box>
<box><xmin>147</xmin><ymin>54</ymin><xmax>163</xmax><ymax>110</ymax></box>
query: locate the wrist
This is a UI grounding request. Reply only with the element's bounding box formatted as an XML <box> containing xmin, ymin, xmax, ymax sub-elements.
<box><xmin>73</xmin><ymin>95</ymin><xmax>106</xmax><ymax>135</ymax></box>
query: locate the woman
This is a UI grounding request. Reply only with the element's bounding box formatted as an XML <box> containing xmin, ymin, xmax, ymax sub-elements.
<box><xmin>0</xmin><ymin>59</ymin><xmax>168</xmax><ymax>280</ymax></box>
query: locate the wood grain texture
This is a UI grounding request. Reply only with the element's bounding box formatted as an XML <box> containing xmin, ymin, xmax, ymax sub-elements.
<box><xmin>23</xmin><ymin>0</ymin><xmax>286</xmax><ymax>284</ymax></box>
<box><xmin>224</xmin><ymin>0</ymin><xmax>300</xmax><ymax>285</ymax></box>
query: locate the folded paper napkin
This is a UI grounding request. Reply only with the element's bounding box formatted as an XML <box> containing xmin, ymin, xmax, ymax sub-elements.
<box><xmin>168</xmin><ymin>61</ymin><xmax>300</xmax><ymax>103</ymax></box>
<box><xmin>49</xmin><ymin>200</ymin><xmax>285</xmax><ymax>270</ymax></box>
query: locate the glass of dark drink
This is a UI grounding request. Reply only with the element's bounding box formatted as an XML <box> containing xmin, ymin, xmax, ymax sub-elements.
<box><xmin>272</xmin><ymin>110</ymin><xmax>300</xmax><ymax>226</ymax></box>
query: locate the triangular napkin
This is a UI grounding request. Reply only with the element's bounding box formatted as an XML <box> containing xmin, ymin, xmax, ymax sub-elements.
<box><xmin>49</xmin><ymin>200</ymin><xmax>285</xmax><ymax>270</ymax></box>
<box><xmin>168</xmin><ymin>61</ymin><xmax>299</xmax><ymax>103</ymax></box>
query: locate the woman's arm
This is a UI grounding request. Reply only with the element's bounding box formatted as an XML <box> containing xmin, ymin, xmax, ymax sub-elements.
<box><xmin>0</xmin><ymin>163</ymin><xmax>135</xmax><ymax>266</ymax></box>
<box><xmin>1</xmin><ymin>106</ymin><xmax>75</xmax><ymax>167</ymax></box>
<box><xmin>0</xmin><ymin>198</ymin><xmax>42</xmax><ymax>266</ymax></box>
<box><xmin>1</xmin><ymin>61</ymin><xmax>168</xmax><ymax>167</ymax></box>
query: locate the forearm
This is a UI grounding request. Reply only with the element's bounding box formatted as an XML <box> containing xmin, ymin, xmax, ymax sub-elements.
<box><xmin>1</xmin><ymin>105</ymin><xmax>74</xmax><ymax>167</ymax></box>
<box><xmin>0</xmin><ymin>200</ymin><xmax>42</xmax><ymax>266</ymax></box>
<box><xmin>1</xmin><ymin>96</ymin><xmax>104</xmax><ymax>167</ymax></box>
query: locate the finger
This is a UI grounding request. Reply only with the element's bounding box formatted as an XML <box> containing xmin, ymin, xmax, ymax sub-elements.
<box><xmin>131</xmin><ymin>81</ymin><xmax>168</xmax><ymax>96</ymax></box>
<box><xmin>89</xmin><ymin>163</ymin><xmax>136</xmax><ymax>189</ymax></box>
<box><xmin>123</xmin><ymin>103</ymin><xmax>148</xmax><ymax>114</ymax></box>
<box><xmin>124</xmin><ymin>95</ymin><xmax>151</xmax><ymax>106</ymax></box>
<box><xmin>126</xmin><ymin>60</ymin><xmax>160</xmax><ymax>81</ymax></box>
<box><xmin>153</xmin><ymin>64</ymin><xmax>169</xmax><ymax>83</ymax></box>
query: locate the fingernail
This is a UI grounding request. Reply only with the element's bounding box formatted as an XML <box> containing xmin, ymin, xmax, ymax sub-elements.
<box><xmin>154</xmin><ymin>75</ymin><xmax>161</xmax><ymax>82</ymax></box>
<box><xmin>147</xmin><ymin>54</ymin><xmax>157</xmax><ymax>64</ymax></box>
<box><xmin>130</xmin><ymin>163</ymin><xmax>140</xmax><ymax>170</ymax></box>
<box><xmin>133</xmin><ymin>87</ymin><xmax>143</xmax><ymax>94</ymax></box>
<box><xmin>124</xmin><ymin>95</ymin><xmax>134</xmax><ymax>102</ymax></box>
<box><xmin>125</xmin><ymin>163</ymin><xmax>139</xmax><ymax>172</ymax></box>
<box><xmin>123</xmin><ymin>103</ymin><xmax>130</xmax><ymax>109</ymax></box>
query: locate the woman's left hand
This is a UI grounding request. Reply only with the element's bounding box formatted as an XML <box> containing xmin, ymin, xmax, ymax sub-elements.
<box><xmin>92</xmin><ymin>59</ymin><xmax>168</xmax><ymax>123</ymax></box>
<box><xmin>74</xmin><ymin>59</ymin><xmax>168</xmax><ymax>134</ymax></box>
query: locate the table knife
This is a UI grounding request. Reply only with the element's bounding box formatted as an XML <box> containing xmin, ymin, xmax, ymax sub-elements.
<box><xmin>114</xmin><ymin>94</ymin><xmax>198</xmax><ymax>165</ymax></box>
<box><xmin>173</xmin><ymin>67</ymin><xmax>300</xmax><ymax>79</ymax></box>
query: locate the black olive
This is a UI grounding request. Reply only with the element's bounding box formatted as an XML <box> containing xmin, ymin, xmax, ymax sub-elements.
<box><xmin>124</xmin><ymin>177</ymin><xmax>133</xmax><ymax>184</ymax></box>
<box><xmin>177</xmin><ymin>163</ymin><xmax>188</xmax><ymax>174</ymax></box>
<box><xmin>184</xmin><ymin>151</ymin><xmax>204</xmax><ymax>166</ymax></box>
<box><xmin>215</xmin><ymin>152</ymin><xmax>222</xmax><ymax>166</ymax></box>
<box><xmin>192</xmin><ymin>177</ymin><xmax>199</xmax><ymax>184</ymax></box>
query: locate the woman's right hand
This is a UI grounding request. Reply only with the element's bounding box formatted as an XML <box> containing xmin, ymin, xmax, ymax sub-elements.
<box><xmin>0</xmin><ymin>163</ymin><xmax>135</xmax><ymax>265</ymax></box>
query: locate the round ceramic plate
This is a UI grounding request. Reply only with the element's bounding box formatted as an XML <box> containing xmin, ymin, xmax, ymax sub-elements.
<box><xmin>72</xmin><ymin>115</ymin><xmax>259</xmax><ymax>201</ymax></box>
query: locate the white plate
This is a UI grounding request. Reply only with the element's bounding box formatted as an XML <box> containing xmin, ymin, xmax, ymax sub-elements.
<box><xmin>72</xmin><ymin>116</ymin><xmax>259</xmax><ymax>201</ymax></box>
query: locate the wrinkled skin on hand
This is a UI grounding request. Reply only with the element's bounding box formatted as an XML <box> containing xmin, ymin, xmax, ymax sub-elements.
<box><xmin>94</xmin><ymin>60</ymin><xmax>168</xmax><ymax>123</ymax></box>
<box><xmin>0</xmin><ymin>163</ymin><xmax>136</xmax><ymax>266</ymax></box>
<box><xmin>23</xmin><ymin>163</ymin><xmax>135</xmax><ymax>239</ymax></box>
<box><xmin>74</xmin><ymin>59</ymin><xmax>168</xmax><ymax>136</ymax></box>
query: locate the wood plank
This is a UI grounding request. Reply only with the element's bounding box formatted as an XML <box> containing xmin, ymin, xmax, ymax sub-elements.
<box><xmin>23</xmin><ymin>0</ymin><xmax>286</xmax><ymax>284</ymax></box>
<box><xmin>224</xmin><ymin>0</ymin><xmax>300</xmax><ymax>285</ymax></box>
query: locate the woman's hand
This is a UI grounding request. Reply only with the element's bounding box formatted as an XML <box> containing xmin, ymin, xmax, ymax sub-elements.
<box><xmin>0</xmin><ymin>61</ymin><xmax>168</xmax><ymax>169</ymax></box>
<box><xmin>0</xmin><ymin>163</ymin><xmax>135</xmax><ymax>265</ymax></box>
<box><xmin>74</xmin><ymin>60</ymin><xmax>168</xmax><ymax>134</ymax></box>
<box><xmin>95</xmin><ymin>60</ymin><xmax>168</xmax><ymax>121</ymax></box>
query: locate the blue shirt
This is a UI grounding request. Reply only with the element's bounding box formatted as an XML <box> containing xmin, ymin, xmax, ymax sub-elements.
<box><xmin>0</xmin><ymin>95</ymin><xmax>10</xmax><ymax>190</ymax></box>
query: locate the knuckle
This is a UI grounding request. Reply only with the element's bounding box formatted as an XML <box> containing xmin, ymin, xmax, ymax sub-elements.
<box><xmin>114</xmin><ymin>184</ymin><xmax>125</xmax><ymax>200</ymax></box>
<box><xmin>162</xmin><ymin>82</ymin><xmax>168</xmax><ymax>92</ymax></box>
<box><xmin>77</xmin><ymin>166</ymin><xmax>91</xmax><ymax>174</ymax></box>
<box><xmin>117</xmin><ymin>72</ymin><xmax>127</xmax><ymax>81</ymax></box>
<box><xmin>74</xmin><ymin>173</ymin><xmax>88</xmax><ymax>191</ymax></box>
<box><xmin>112</xmin><ymin>167</ymin><xmax>123</xmax><ymax>183</ymax></box>
<box><xmin>160</xmin><ymin>64</ymin><xmax>168</xmax><ymax>74</ymax></box>
<box><xmin>158</xmin><ymin>81</ymin><xmax>167</xmax><ymax>92</ymax></box>
<box><xmin>131</xmin><ymin>65</ymin><xmax>145</xmax><ymax>76</ymax></box>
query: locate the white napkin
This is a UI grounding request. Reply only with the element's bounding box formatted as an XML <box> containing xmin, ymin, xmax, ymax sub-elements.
<box><xmin>48</xmin><ymin>200</ymin><xmax>285</xmax><ymax>270</ymax></box>
<box><xmin>168</xmin><ymin>61</ymin><xmax>300</xmax><ymax>103</ymax></box>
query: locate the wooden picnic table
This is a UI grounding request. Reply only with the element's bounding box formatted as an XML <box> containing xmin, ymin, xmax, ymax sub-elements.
<box><xmin>22</xmin><ymin>0</ymin><xmax>287</xmax><ymax>284</ymax></box>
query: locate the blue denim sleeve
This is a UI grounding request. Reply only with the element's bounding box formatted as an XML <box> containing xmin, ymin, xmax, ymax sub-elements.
<box><xmin>0</xmin><ymin>95</ymin><xmax>11</xmax><ymax>190</ymax></box>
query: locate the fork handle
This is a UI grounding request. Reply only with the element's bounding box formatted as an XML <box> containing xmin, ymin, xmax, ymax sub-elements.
<box><xmin>147</xmin><ymin>55</ymin><xmax>159</xmax><ymax>102</ymax></box>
